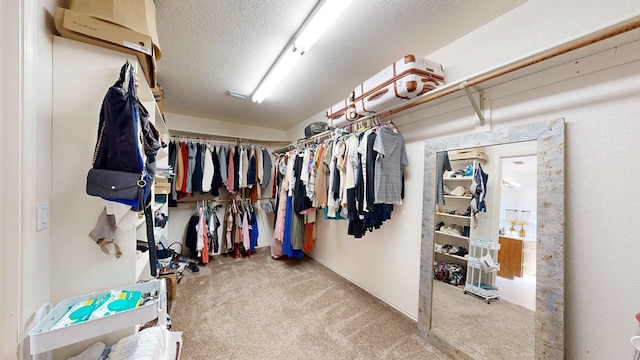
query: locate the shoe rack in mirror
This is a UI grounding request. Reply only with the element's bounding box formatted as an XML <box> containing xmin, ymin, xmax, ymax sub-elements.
<box><xmin>418</xmin><ymin>119</ymin><xmax>565</xmax><ymax>360</ymax></box>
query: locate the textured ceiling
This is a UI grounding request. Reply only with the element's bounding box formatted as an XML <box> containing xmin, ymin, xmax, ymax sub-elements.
<box><xmin>154</xmin><ymin>0</ymin><xmax>525</xmax><ymax>130</ymax></box>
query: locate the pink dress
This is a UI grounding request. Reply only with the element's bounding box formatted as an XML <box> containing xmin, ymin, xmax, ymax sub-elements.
<box><xmin>271</xmin><ymin>170</ymin><xmax>288</xmax><ymax>258</ymax></box>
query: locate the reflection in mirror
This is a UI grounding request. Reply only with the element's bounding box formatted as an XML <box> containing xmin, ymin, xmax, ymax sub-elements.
<box><xmin>431</xmin><ymin>142</ymin><xmax>537</xmax><ymax>359</ymax></box>
<box><xmin>418</xmin><ymin>119</ymin><xmax>565</xmax><ymax>360</ymax></box>
<box><xmin>497</xmin><ymin>154</ymin><xmax>537</xmax><ymax>311</ymax></box>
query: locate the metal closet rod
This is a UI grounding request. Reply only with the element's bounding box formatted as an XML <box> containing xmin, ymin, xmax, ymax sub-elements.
<box><xmin>170</xmin><ymin>132</ymin><xmax>290</xmax><ymax>146</ymax></box>
<box><xmin>176</xmin><ymin>197</ymin><xmax>271</xmax><ymax>204</ymax></box>
<box><xmin>361</xmin><ymin>15</ymin><xmax>640</xmax><ymax>123</ymax></box>
<box><xmin>273</xmin><ymin>116</ymin><xmax>380</xmax><ymax>154</ymax></box>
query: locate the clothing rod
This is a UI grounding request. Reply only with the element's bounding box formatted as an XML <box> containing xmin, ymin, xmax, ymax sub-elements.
<box><xmin>272</xmin><ymin>117</ymin><xmax>380</xmax><ymax>154</ymax></box>
<box><xmin>169</xmin><ymin>131</ymin><xmax>290</xmax><ymax>146</ymax></box>
<box><xmin>176</xmin><ymin>197</ymin><xmax>272</xmax><ymax>204</ymax></box>
<box><xmin>357</xmin><ymin>15</ymin><xmax>640</xmax><ymax>122</ymax></box>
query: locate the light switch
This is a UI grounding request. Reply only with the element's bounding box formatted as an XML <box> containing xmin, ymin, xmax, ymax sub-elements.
<box><xmin>36</xmin><ymin>202</ymin><xmax>49</xmax><ymax>231</ymax></box>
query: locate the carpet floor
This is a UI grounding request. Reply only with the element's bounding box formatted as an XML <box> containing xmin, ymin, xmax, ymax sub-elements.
<box><xmin>170</xmin><ymin>247</ymin><xmax>448</xmax><ymax>360</ymax></box>
<box><xmin>431</xmin><ymin>280</ymin><xmax>535</xmax><ymax>359</ymax></box>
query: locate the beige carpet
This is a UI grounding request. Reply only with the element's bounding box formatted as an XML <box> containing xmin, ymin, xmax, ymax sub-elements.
<box><xmin>431</xmin><ymin>280</ymin><xmax>535</xmax><ymax>359</ymax></box>
<box><xmin>170</xmin><ymin>247</ymin><xmax>448</xmax><ymax>360</ymax></box>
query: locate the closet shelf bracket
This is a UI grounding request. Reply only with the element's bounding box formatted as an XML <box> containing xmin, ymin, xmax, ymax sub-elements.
<box><xmin>459</xmin><ymin>81</ymin><xmax>486</xmax><ymax>126</ymax></box>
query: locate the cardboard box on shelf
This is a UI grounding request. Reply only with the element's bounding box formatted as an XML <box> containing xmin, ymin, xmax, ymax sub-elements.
<box><xmin>68</xmin><ymin>0</ymin><xmax>162</xmax><ymax>60</ymax></box>
<box><xmin>54</xmin><ymin>7</ymin><xmax>156</xmax><ymax>87</ymax></box>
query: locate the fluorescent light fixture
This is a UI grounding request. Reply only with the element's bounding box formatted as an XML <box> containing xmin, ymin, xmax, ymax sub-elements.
<box><xmin>294</xmin><ymin>0</ymin><xmax>353</xmax><ymax>53</ymax></box>
<box><xmin>252</xmin><ymin>44</ymin><xmax>303</xmax><ymax>104</ymax></box>
<box><xmin>251</xmin><ymin>0</ymin><xmax>352</xmax><ymax>103</ymax></box>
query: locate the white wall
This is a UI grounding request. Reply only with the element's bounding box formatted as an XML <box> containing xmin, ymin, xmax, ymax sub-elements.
<box><xmin>165</xmin><ymin>112</ymin><xmax>288</xmax><ymax>141</ymax></box>
<box><xmin>0</xmin><ymin>1</ymin><xmax>23</xmax><ymax>359</ymax></box>
<box><xmin>304</xmin><ymin>1</ymin><xmax>640</xmax><ymax>359</ymax></box>
<box><xmin>6</xmin><ymin>1</ymin><xmax>640</xmax><ymax>359</ymax></box>
<box><xmin>0</xmin><ymin>1</ymin><xmax>58</xmax><ymax>359</ymax></box>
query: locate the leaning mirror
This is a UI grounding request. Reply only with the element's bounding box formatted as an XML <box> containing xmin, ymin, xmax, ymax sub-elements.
<box><xmin>417</xmin><ymin>119</ymin><xmax>564</xmax><ymax>359</ymax></box>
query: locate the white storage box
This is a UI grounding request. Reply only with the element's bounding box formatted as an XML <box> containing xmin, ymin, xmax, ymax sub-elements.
<box><xmin>29</xmin><ymin>279</ymin><xmax>166</xmax><ymax>355</ymax></box>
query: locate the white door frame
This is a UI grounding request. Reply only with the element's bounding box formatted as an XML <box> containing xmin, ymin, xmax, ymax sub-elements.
<box><xmin>0</xmin><ymin>0</ymin><xmax>37</xmax><ymax>358</ymax></box>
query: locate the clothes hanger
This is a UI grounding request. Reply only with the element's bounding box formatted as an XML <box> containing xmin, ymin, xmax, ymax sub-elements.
<box><xmin>386</xmin><ymin>112</ymin><xmax>399</xmax><ymax>134</ymax></box>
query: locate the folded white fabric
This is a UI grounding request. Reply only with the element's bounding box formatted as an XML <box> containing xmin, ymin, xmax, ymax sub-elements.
<box><xmin>107</xmin><ymin>327</ymin><xmax>164</xmax><ymax>360</ymax></box>
<box><xmin>67</xmin><ymin>341</ymin><xmax>105</xmax><ymax>360</ymax></box>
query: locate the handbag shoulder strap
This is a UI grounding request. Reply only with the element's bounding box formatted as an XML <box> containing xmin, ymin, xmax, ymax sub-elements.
<box><xmin>115</xmin><ymin>61</ymin><xmax>129</xmax><ymax>88</ymax></box>
<box><xmin>114</xmin><ymin>61</ymin><xmax>137</xmax><ymax>95</ymax></box>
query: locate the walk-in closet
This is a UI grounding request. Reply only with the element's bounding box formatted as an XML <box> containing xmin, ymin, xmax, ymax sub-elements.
<box><xmin>4</xmin><ymin>1</ymin><xmax>640</xmax><ymax>360</ymax></box>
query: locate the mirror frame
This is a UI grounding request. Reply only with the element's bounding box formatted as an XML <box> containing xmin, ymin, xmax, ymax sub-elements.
<box><xmin>418</xmin><ymin>119</ymin><xmax>565</xmax><ymax>359</ymax></box>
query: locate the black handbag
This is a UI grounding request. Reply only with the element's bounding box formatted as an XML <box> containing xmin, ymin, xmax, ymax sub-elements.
<box><xmin>86</xmin><ymin>168</ymin><xmax>146</xmax><ymax>205</ymax></box>
<box><xmin>86</xmin><ymin>61</ymin><xmax>160</xmax><ymax>277</ymax></box>
<box><xmin>87</xmin><ymin>61</ymin><xmax>150</xmax><ymax>211</ymax></box>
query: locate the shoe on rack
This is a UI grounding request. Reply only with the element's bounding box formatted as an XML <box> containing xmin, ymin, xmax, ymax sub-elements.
<box><xmin>449</xmin><ymin>186</ymin><xmax>466</xmax><ymax>196</ymax></box>
<box><xmin>464</xmin><ymin>164</ymin><xmax>474</xmax><ymax>177</ymax></box>
<box><xmin>463</xmin><ymin>206</ymin><xmax>471</xmax><ymax>217</ymax></box>
<box><xmin>450</xmin><ymin>225</ymin><xmax>463</xmax><ymax>236</ymax></box>
<box><xmin>443</xmin><ymin>184</ymin><xmax>451</xmax><ymax>195</ymax></box>
<box><xmin>463</xmin><ymin>189</ymin><xmax>473</xmax><ymax>197</ymax></box>
<box><xmin>461</xmin><ymin>226</ymin><xmax>470</xmax><ymax>237</ymax></box>
<box><xmin>453</xmin><ymin>247</ymin><xmax>468</xmax><ymax>256</ymax></box>
<box><xmin>441</xmin><ymin>224</ymin><xmax>453</xmax><ymax>233</ymax></box>
<box><xmin>450</xmin><ymin>169</ymin><xmax>465</xmax><ymax>178</ymax></box>
<box><xmin>435</xmin><ymin>221</ymin><xmax>445</xmax><ymax>231</ymax></box>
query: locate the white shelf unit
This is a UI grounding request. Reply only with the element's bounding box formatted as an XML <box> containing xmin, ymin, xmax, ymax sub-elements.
<box><xmin>51</xmin><ymin>36</ymin><xmax>169</xmax><ymax>358</ymax></box>
<box><xmin>29</xmin><ymin>279</ymin><xmax>167</xmax><ymax>356</ymax></box>
<box><xmin>434</xmin><ymin>150</ymin><xmax>490</xmax><ymax>284</ymax></box>
<box><xmin>464</xmin><ymin>238</ymin><xmax>501</xmax><ymax>304</ymax></box>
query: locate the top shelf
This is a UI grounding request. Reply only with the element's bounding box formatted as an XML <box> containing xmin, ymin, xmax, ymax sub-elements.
<box><xmin>448</xmin><ymin>150</ymin><xmax>489</xmax><ymax>163</ymax></box>
<box><xmin>444</xmin><ymin>176</ymin><xmax>473</xmax><ymax>181</ymax></box>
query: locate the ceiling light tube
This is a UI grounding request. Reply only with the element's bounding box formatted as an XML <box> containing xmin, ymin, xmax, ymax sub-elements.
<box><xmin>251</xmin><ymin>0</ymin><xmax>352</xmax><ymax>103</ymax></box>
<box><xmin>252</xmin><ymin>44</ymin><xmax>303</xmax><ymax>104</ymax></box>
<box><xmin>295</xmin><ymin>0</ymin><xmax>352</xmax><ymax>53</ymax></box>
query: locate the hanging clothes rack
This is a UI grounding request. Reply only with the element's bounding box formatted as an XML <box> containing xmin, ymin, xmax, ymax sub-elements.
<box><xmin>176</xmin><ymin>197</ymin><xmax>272</xmax><ymax>204</ymax></box>
<box><xmin>170</xmin><ymin>131</ymin><xmax>290</xmax><ymax>147</ymax></box>
<box><xmin>272</xmin><ymin>116</ymin><xmax>380</xmax><ymax>154</ymax></box>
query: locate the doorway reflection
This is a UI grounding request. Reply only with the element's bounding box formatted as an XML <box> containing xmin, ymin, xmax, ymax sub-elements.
<box><xmin>497</xmin><ymin>155</ymin><xmax>537</xmax><ymax>311</ymax></box>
